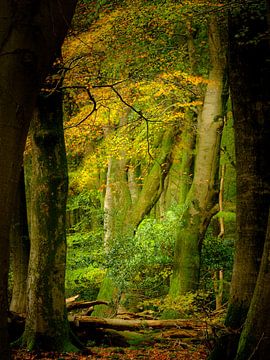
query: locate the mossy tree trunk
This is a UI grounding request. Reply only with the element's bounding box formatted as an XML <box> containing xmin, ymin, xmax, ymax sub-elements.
<box><xmin>10</xmin><ymin>168</ymin><xmax>30</xmax><ymax>315</ymax></box>
<box><xmin>209</xmin><ymin>2</ymin><xmax>270</xmax><ymax>359</ymax></box>
<box><xmin>125</xmin><ymin>128</ymin><xmax>177</xmax><ymax>231</ymax></box>
<box><xmin>0</xmin><ymin>2</ymin><xmax>77</xmax><ymax>358</ymax></box>
<box><xmin>94</xmin><ymin>112</ymin><xmax>133</xmax><ymax>316</ymax></box>
<box><xmin>94</xmin><ymin>127</ymin><xmax>178</xmax><ymax>317</ymax></box>
<box><xmin>224</xmin><ymin>0</ymin><xmax>270</xmax><ymax>331</ymax></box>
<box><xmin>169</xmin><ymin>16</ymin><xmax>227</xmax><ymax>297</ymax></box>
<box><xmin>22</xmin><ymin>65</ymin><xmax>75</xmax><ymax>351</ymax></box>
<box><xmin>103</xmin><ymin>153</ymin><xmax>132</xmax><ymax>251</ymax></box>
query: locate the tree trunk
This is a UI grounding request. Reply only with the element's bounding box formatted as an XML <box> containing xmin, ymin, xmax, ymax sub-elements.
<box><xmin>235</xmin><ymin>210</ymin><xmax>270</xmax><ymax>359</ymax></box>
<box><xmin>224</xmin><ymin>0</ymin><xmax>270</xmax><ymax>331</ymax></box>
<box><xmin>94</xmin><ymin>127</ymin><xmax>178</xmax><ymax>317</ymax></box>
<box><xmin>169</xmin><ymin>16</ymin><xmax>227</xmax><ymax>297</ymax></box>
<box><xmin>10</xmin><ymin>169</ymin><xmax>30</xmax><ymax>315</ymax></box>
<box><xmin>0</xmin><ymin>2</ymin><xmax>77</xmax><ymax>357</ymax></box>
<box><xmin>208</xmin><ymin>2</ymin><xmax>270</xmax><ymax>359</ymax></box>
<box><xmin>125</xmin><ymin>128</ymin><xmax>177</xmax><ymax>231</ymax></box>
<box><xmin>94</xmin><ymin>113</ymin><xmax>133</xmax><ymax>318</ymax></box>
<box><xmin>70</xmin><ymin>316</ymin><xmax>208</xmax><ymax>332</ymax></box>
<box><xmin>22</xmin><ymin>66</ymin><xmax>74</xmax><ymax>351</ymax></box>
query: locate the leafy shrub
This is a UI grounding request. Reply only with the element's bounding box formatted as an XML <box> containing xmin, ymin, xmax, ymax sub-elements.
<box><xmin>66</xmin><ymin>232</ymin><xmax>106</xmax><ymax>299</ymax></box>
<box><xmin>106</xmin><ymin>209</ymin><xmax>178</xmax><ymax>299</ymax></box>
<box><xmin>200</xmin><ymin>230</ymin><xmax>234</xmax><ymax>305</ymax></box>
<box><xmin>160</xmin><ymin>291</ymin><xmax>213</xmax><ymax>319</ymax></box>
<box><xmin>65</xmin><ymin>189</ymin><xmax>105</xmax><ymax>300</ymax></box>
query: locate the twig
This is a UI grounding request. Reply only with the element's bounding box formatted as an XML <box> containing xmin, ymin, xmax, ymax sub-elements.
<box><xmin>93</xmin><ymin>82</ymin><xmax>154</xmax><ymax>159</ymax></box>
<box><xmin>63</xmin><ymin>85</ymin><xmax>97</xmax><ymax>129</ymax></box>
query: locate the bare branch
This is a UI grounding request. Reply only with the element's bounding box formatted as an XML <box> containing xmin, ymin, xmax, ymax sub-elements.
<box><xmin>93</xmin><ymin>82</ymin><xmax>156</xmax><ymax>159</ymax></box>
<box><xmin>62</xmin><ymin>85</ymin><xmax>97</xmax><ymax>129</ymax></box>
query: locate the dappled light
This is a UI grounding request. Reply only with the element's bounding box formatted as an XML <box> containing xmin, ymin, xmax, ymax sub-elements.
<box><xmin>0</xmin><ymin>0</ymin><xmax>269</xmax><ymax>359</ymax></box>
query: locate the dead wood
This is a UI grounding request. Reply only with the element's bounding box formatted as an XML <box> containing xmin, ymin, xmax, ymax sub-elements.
<box><xmin>69</xmin><ymin>316</ymin><xmax>209</xmax><ymax>332</ymax></box>
<box><xmin>157</xmin><ymin>329</ymin><xmax>199</xmax><ymax>339</ymax></box>
<box><xmin>67</xmin><ymin>300</ymin><xmax>109</xmax><ymax>311</ymax></box>
<box><xmin>116</xmin><ymin>310</ymin><xmax>155</xmax><ymax>320</ymax></box>
<box><xmin>66</xmin><ymin>295</ymin><xmax>80</xmax><ymax>304</ymax></box>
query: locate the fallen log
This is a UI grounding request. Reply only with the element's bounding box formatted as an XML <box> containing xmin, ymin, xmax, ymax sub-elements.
<box><xmin>116</xmin><ymin>310</ymin><xmax>154</xmax><ymax>320</ymax></box>
<box><xmin>67</xmin><ymin>300</ymin><xmax>109</xmax><ymax>311</ymax></box>
<box><xmin>66</xmin><ymin>294</ymin><xmax>80</xmax><ymax>304</ymax></box>
<box><xmin>69</xmin><ymin>316</ymin><xmax>209</xmax><ymax>332</ymax></box>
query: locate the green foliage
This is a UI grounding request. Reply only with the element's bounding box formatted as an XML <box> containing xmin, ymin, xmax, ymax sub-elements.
<box><xmin>200</xmin><ymin>232</ymin><xmax>234</xmax><ymax>295</ymax></box>
<box><xmin>66</xmin><ymin>232</ymin><xmax>105</xmax><ymax>299</ymax></box>
<box><xmin>62</xmin><ymin>0</ymin><xmax>237</xmax><ymax>318</ymax></box>
<box><xmin>160</xmin><ymin>291</ymin><xmax>213</xmax><ymax>319</ymax></box>
<box><xmin>106</xmin><ymin>210</ymin><xmax>178</xmax><ymax>298</ymax></box>
<box><xmin>65</xmin><ymin>190</ymin><xmax>105</xmax><ymax>299</ymax></box>
<box><xmin>67</xmin><ymin>189</ymin><xmax>103</xmax><ymax>231</ymax></box>
<box><xmin>202</xmin><ymin>232</ymin><xmax>234</xmax><ymax>272</ymax></box>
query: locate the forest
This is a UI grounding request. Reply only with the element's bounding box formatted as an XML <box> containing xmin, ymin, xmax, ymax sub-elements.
<box><xmin>0</xmin><ymin>0</ymin><xmax>269</xmax><ymax>359</ymax></box>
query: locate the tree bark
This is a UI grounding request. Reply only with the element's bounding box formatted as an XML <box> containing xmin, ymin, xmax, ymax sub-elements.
<box><xmin>70</xmin><ymin>316</ymin><xmax>208</xmax><ymax>332</ymax></box>
<box><xmin>209</xmin><ymin>2</ymin><xmax>270</xmax><ymax>359</ymax></box>
<box><xmin>125</xmin><ymin>128</ymin><xmax>177</xmax><ymax>231</ymax></box>
<box><xmin>235</xmin><ymin>211</ymin><xmax>270</xmax><ymax>359</ymax></box>
<box><xmin>22</xmin><ymin>66</ymin><xmax>74</xmax><ymax>351</ymax></box>
<box><xmin>0</xmin><ymin>1</ymin><xmax>77</xmax><ymax>358</ymax></box>
<box><xmin>94</xmin><ymin>127</ymin><xmax>178</xmax><ymax>317</ymax></box>
<box><xmin>170</xmin><ymin>16</ymin><xmax>227</xmax><ymax>296</ymax></box>
<box><xmin>9</xmin><ymin>169</ymin><xmax>30</xmax><ymax>315</ymax></box>
<box><xmin>224</xmin><ymin>0</ymin><xmax>270</xmax><ymax>332</ymax></box>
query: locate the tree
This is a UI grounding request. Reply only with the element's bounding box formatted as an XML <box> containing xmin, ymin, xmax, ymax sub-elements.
<box><xmin>63</xmin><ymin>0</ymin><xmax>227</xmax><ymax>309</ymax></box>
<box><xmin>235</xmin><ymin>211</ymin><xmax>270</xmax><ymax>359</ymax></box>
<box><xmin>9</xmin><ymin>168</ymin><xmax>30</xmax><ymax>315</ymax></box>
<box><xmin>169</xmin><ymin>16</ymin><xmax>227</xmax><ymax>297</ymax></box>
<box><xmin>0</xmin><ymin>1</ymin><xmax>77</xmax><ymax>358</ymax></box>
<box><xmin>21</xmin><ymin>60</ymin><xmax>75</xmax><ymax>351</ymax></box>
<box><xmin>93</xmin><ymin>125</ymin><xmax>179</xmax><ymax>317</ymax></box>
<box><xmin>209</xmin><ymin>1</ymin><xmax>270</xmax><ymax>358</ymax></box>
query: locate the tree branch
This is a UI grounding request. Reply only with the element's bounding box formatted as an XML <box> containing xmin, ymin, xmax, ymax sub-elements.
<box><xmin>62</xmin><ymin>85</ymin><xmax>97</xmax><ymax>129</ymax></box>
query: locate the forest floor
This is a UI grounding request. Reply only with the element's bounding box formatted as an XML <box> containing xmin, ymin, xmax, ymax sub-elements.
<box><xmin>12</xmin><ymin>343</ymin><xmax>208</xmax><ymax>359</ymax></box>
<box><xmin>10</xmin><ymin>300</ymin><xmax>217</xmax><ymax>359</ymax></box>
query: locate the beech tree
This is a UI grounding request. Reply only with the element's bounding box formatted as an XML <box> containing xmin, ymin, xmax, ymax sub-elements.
<box><xmin>21</xmin><ymin>60</ymin><xmax>73</xmax><ymax>350</ymax></box>
<box><xmin>209</xmin><ymin>0</ymin><xmax>270</xmax><ymax>359</ymax></box>
<box><xmin>9</xmin><ymin>169</ymin><xmax>30</xmax><ymax>315</ymax></box>
<box><xmin>93</xmin><ymin>125</ymin><xmax>178</xmax><ymax>317</ymax></box>
<box><xmin>169</xmin><ymin>16</ymin><xmax>227</xmax><ymax>296</ymax></box>
<box><xmin>0</xmin><ymin>1</ymin><xmax>77</xmax><ymax>358</ymax></box>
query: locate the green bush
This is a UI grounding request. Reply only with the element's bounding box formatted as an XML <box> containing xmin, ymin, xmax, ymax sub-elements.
<box><xmin>106</xmin><ymin>209</ymin><xmax>178</xmax><ymax>299</ymax></box>
<box><xmin>200</xmin><ymin>230</ymin><xmax>234</xmax><ymax>305</ymax></box>
<box><xmin>66</xmin><ymin>232</ymin><xmax>105</xmax><ymax>299</ymax></box>
<box><xmin>65</xmin><ymin>189</ymin><xmax>105</xmax><ymax>300</ymax></box>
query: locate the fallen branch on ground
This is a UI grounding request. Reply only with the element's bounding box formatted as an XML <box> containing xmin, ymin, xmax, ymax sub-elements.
<box><xmin>67</xmin><ymin>300</ymin><xmax>109</xmax><ymax>311</ymax></box>
<box><xmin>69</xmin><ymin>316</ymin><xmax>209</xmax><ymax>332</ymax></box>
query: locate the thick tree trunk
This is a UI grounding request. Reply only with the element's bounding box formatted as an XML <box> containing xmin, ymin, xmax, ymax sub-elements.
<box><xmin>235</xmin><ymin>210</ymin><xmax>270</xmax><ymax>359</ymax></box>
<box><xmin>22</xmin><ymin>73</ymin><xmax>74</xmax><ymax>350</ymax></box>
<box><xmin>169</xmin><ymin>17</ymin><xmax>227</xmax><ymax>297</ymax></box>
<box><xmin>10</xmin><ymin>169</ymin><xmax>30</xmax><ymax>315</ymax></box>
<box><xmin>209</xmin><ymin>2</ymin><xmax>270</xmax><ymax>359</ymax></box>
<box><xmin>224</xmin><ymin>0</ymin><xmax>270</xmax><ymax>332</ymax></box>
<box><xmin>0</xmin><ymin>2</ymin><xmax>77</xmax><ymax>358</ymax></box>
